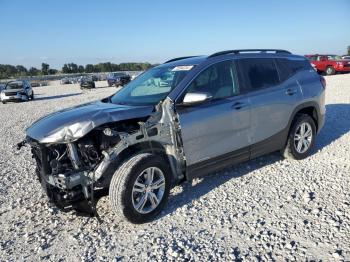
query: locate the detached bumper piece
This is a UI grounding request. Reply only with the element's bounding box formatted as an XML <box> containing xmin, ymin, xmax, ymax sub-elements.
<box><xmin>39</xmin><ymin>172</ymin><xmax>95</xmax><ymax>216</ymax></box>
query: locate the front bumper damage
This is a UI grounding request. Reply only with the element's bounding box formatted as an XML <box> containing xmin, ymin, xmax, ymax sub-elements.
<box><xmin>19</xmin><ymin>98</ymin><xmax>185</xmax><ymax>216</ymax></box>
<box><xmin>23</xmin><ymin>139</ymin><xmax>96</xmax><ymax>214</ymax></box>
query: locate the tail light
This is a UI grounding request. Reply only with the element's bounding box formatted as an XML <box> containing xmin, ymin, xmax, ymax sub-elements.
<box><xmin>320</xmin><ymin>76</ymin><xmax>326</xmax><ymax>89</ymax></box>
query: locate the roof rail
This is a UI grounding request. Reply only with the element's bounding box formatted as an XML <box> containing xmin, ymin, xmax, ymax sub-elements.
<box><xmin>208</xmin><ymin>49</ymin><xmax>291</xmax><ymax>58</ymax></box>
<box><xmin>164</xmin><ymin>56</ymin><xmax>199</xmax><ymax>64</ymax></box>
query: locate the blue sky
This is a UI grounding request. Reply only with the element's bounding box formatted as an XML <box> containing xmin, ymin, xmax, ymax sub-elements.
<box><xmin>0</xmin><ymin>0</ymin><xmax>349</xmax><ymax>69</ymax></box>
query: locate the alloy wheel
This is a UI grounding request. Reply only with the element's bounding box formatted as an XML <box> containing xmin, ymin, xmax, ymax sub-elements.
<box><xmin>131</xmin><ymin>167</ymin><xmax>166</xmax><ymax>214</ymax></box>
<box><xmin>293</xmin><ymin>122</ymin><xmax>313</xmax><ymax>154</ymax></box>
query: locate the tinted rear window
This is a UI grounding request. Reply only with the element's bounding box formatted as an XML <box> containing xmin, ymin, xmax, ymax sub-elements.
<box><xmin>238</xmin><ymin>58</ymin><xmax>279</xmax><ymax>90</ymax></box>
<box><xmin>275</xmin><ymin>58</ymin><xmax>312</xmax><ymax>82</ymax></box>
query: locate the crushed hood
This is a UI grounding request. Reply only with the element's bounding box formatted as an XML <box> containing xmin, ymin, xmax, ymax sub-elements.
<box><xmin>26</xmin><ymin>101</ymin><xmax>154</xmax><ymax>144</ymax></box>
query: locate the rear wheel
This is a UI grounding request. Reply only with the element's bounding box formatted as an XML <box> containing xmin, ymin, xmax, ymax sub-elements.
<box><xmin>325</xmin><ymin>66</ymin><xmax>335</xmax><ymax>75</ymax></box>
<box><xmin>109</xmin><ymin>153</ymin><xmax>171</xmax><ymax>223</ymax></box>
<box><xmin>30</xmin><ymin>91</ymin><xmax>34</xmax><ymax>100</ymax></box>
<box><xmin>282</xmin><ymin>114</ymin><xmax>316</xmax><ymax>160</ymax></box>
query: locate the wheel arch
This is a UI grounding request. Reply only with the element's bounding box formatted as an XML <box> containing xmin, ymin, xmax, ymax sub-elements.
<box><xmin>289</xmin><ymin>102</ymin><xmax>320</xmax><ymax>133</ymax></box>
<box><xmin>97</xmin><ymin>140</ymin><xmax>178</xmax><ymax>187</ymax></box>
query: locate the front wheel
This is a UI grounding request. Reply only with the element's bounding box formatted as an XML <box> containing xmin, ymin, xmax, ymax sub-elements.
<box><xmin>326</xmin><ymin>66</ymin><xmax>335</xmax><ymax>75</ymax></box>
<box><xmin>109</xmin><ymin>153</ymin><xmax>171</xmax><ymax>223</ymax></box>
<box><xmin>30</xmin><ymin>91</ymin><xmax>34</xmax><ymax>100</ymax></box>
<box><xmin>282</xmin><ymin>114</ymin><xmax>316</xmax><ymax>160</ymax></box>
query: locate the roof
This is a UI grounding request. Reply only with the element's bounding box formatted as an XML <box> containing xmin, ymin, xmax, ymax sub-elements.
<box><xmin>159</xmin><ymin>56</ymin><xmax>207</xmax><ymax>67</ymax></box>
<box><xmin>160</xmin><ymin>49</ymin><xmax>305</xmax><ymax>68</ymax></box>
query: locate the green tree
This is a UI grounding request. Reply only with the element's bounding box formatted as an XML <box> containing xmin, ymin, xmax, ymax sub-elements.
<box><xmin>41</xmin><ymin>63</ymin><xmax>49</xmax><ymax>75</ymax></box>
<box><xmin>62</xmin><ymin>64</ymin><xmax>69</xmax><ymax>74</ymax></box>
<box><xmin>69</xmin><ymin>63</ymin><xmax>78</xmax><ymax>73</ymax></box>
<box><xmin>48</xmin><ymin>69</ymin><xmax>58</xmax><ymax>75</ymax></box>
<box><xmin>28</xmin><ymin>67</ymin><xmax>39</xmax><ymax>76</ymax></box>
<box><xmin>85</xmin><ymin>64</ymin><xmax>94</xmax><ymax>73</ymax></box>
<box><xmin>16</xmin><ymin>65</ymin><xmax>27</xmax><ymax>76</ymax></box>
<box><xmin>62</xmin><ymin>63</ymin><xmax>78</xmax><ymax>73</ymax></box>
<box><xmin>0</xmin><ymin>64</ymin><xmax>17</xmax><ymax>79</ymax></box>
<box><xmin>78</xmin><ymin>65</ymin><xmax>85</xmax><ymax>73</ymax></box>
<box><xmin>347</xmin><ymin>46</ymin><xmax>350</xmax><ymax>55</ymax></box>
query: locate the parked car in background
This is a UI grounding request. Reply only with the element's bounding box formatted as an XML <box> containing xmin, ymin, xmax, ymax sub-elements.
<box><xmin>107</xmin><ymin>72</ymin><xmax>131</xmax><ymax>87</ymax></box>
<box><xmin>305</xmin><ymin>54</ymin><xmax>350</xmax><ymax>75</ymax></box>
<box><xmin>20</xmin><ymin>49</ymin><xmax>325</xmax><ymax>223</ymax></box>
<box><xmin>30</xmin><ymin>81</ymin><xmax>48</xmax><ymax>87</ymax></box>
<box><xmin>342</xmin><ymin>55</ymin><xmax>350</xmax><ymax>60</ymax></box>
<box><xmin>1</xmin><ymin>80</ymin><xmax>34</xmax><ymax>104</ymax></box>
<box><xmin>91</xmin><ymin>75</ymin><xmax>99</xmax><ymax>81</ymax></box>
<box><xmin>80</xmin><ymin>76</ymin><xmax>96</xmax><ymax>89</ymax></box>
<box><xmin>97</xmin><ymin>74</ymin><xmax>107</xmax><ymax>81</ymax></box>
<box><xmin>60</xmin><ymin>78</ymin><xmax>71</xmax><ymax>85</ymax></box>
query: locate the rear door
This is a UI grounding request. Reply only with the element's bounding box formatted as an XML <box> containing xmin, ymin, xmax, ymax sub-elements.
<box><xmin>176</xmin><ymin>60</ymin><xmax>251</xmax><ymax>167</ymax></box>
<box><xmin>236</xmin><ymin>58</ymin><xmax>303</xmax><ymax>158</ymax></box>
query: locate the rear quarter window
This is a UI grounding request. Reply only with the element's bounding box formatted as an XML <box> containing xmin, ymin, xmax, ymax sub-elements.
<box><xmin>275</xmin><ymin>58</ymin><xmax>312</xmax><ymax>82</ymax></box>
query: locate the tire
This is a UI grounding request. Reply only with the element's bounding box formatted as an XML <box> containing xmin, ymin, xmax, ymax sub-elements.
<box><xmin>325</xmin><ymin>66</ymin><xmax>335</xmax><ymax>75</ymax></box>
<box><xmin>282</xmin><ymin>114</ymin><xmax>316</xmax><ymax>160</ymax></box>
<box><xmin>30</xmin><ymin>91</ymin><xmax>34</xmax><ymax>100</ymax></box>
<box><xmin>2</xmin><ymin>101</ymin><xmax>5</xmax><ymax>104</ymax></box>
<box><xmin>109</xmin><ymin>153</ymin><xmax>172</xmax><ymax>223</ymax></box>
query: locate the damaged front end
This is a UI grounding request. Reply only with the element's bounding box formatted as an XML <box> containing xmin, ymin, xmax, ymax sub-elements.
<box><xmin>20</xmin><ymin>98</ymin><xmax>185</xmax><ymax>215</ymax></box>
<box><xmin>27</xmin><ymin>138</ymin><xmax>99</xmax><ymax>213</ymax></box>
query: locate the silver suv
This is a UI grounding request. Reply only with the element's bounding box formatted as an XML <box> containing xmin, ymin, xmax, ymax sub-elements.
<box><xmin>1</xmin><ymin>80</ymin><xmax>34</xmax><ymax>104</ymax></box>
<box><xmin>19</xmin><ymin>49</ymin><xmax>326</xmax><ymax>223</ymax></box>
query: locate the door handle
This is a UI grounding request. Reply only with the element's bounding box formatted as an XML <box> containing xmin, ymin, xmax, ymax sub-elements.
<box><xmin>285</xmin><ymin>88</ymin><xmax>297</xmax><ymax>96</ymax></box>
<box><xmin>231</xmin><ymin>101</ymin><xmax>245</xmax><ymax>110</ymax></box>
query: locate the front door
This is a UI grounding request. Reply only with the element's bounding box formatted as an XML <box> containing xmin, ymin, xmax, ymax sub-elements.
<box><xmin>176</xmin><ymin>60</ymin><xmax>251</xmax><ymax>168</ymax></box>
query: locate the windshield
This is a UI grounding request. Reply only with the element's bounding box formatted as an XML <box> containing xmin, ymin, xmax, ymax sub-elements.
<box><xmin>6</xmin><ymin>81</ymin><xmax>23</xmax><ymax>90</ymax></box>
<box><xmin>327</xmin><ymin>55</ymin><xmax>342</xmax><ymax>60</ymax></box>
<box><xmin>110</xmin><ymin>65</ymin><xmax>194</xmax><ymax>106</ymax></box>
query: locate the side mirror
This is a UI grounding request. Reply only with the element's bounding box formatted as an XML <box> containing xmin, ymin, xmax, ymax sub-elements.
<box><xmin>182</xmin><ymin>92</ymin><xmax>212</xmax><ymax>105</ymax></box>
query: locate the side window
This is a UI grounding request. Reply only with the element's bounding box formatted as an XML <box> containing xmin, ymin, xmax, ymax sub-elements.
<box><xmin>309</xmin><ymin>56</ymin><xmax>317</xmax><ymax>61</ymax></box>
<box><xmin>186</xmin><ymin>60</ymin><xmax>239</xmax><ymax>100</ymax></box>
<box><xmin>317</xmin><ymin>56</ymin><xmax>326</xmax><ymax>61</ymax></box>
<box><xmin>238</xmin><ymin>58</ymin><xmax>279</xmax><ymax>90</ymax></box>
<box><xmin>275</xmin><ymin>58</ymin><xmax>313</xmax><ymax>82</ymax></box>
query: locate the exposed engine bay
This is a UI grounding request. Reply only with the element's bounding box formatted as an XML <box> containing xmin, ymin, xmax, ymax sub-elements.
<box><xmin>19</xmin><ymin>98</ymin><xmax>185</xmax><ymax>215</ymax></box>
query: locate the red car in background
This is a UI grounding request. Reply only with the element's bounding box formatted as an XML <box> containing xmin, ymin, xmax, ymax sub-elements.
<box><xmin>305</xmin><ymin>54</ymin><xmax>350</xmax><ymax>75</ymax></box>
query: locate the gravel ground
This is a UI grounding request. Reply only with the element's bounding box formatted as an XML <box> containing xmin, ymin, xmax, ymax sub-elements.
<box><xmin>0</xmin><ymin>76</ymin><xmax>349</xmax><ymax>261</ymax></box>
